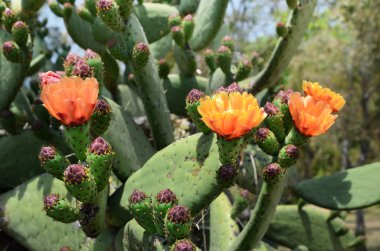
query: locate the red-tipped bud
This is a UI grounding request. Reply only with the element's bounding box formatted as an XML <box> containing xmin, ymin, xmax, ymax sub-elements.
<box><xmin>263</xmin><ymin>163</ymin><xmax>282</xmax><ymax>183</ymax></box>
<box><xmin>64</xmin><ymin>164</ymin><xmax>88</xmax><ymax>184</ymax></box>
<box><xmin>216</xmin><ymin>45</ymin><xmax>232</xmax><ymax>74</ymax></box>
<box><xmin>167</xmin><ymin>205</ymin><xmax>191</xmax><ymax>224</ymax></box>
<box><xmin>186</xmin><ymin>89</ymin><xmax>205</xmax><ymax>104</ymax></box>
<box><xmin>156</xmin><ymin>189</ymin><xmax>178</xmax><ymax>204</ymax></box>
<box><xmin>158</xmin><ymin>58</ymin><xmax>170</xmax><ymax>78</ymax></box>
<box><xmin>89</xmin><ymin>137</ymin><xmax>111</xmax><ymax>155</ymax></box>
<box><xmin>217</xmin><ymin>164</ymin><xmax>237</xmax><ymax>185</ymax></box>
<box><xmin>254</xmin><ymin>128</ymin><xmax>280</xmax><ymax>156</ymax></box>
<box><xmin>278</xmin><ymin>144</ymin><xmax>299</xmax><ymax>168</ymax></box>
<box><xmin>276</xmin><ymin>22</ymin><xmax>288</xmax><ymax>37</ymax></box>
<box><xmin>73</xmin><ymin>59</ymin><xmax>92</xmax><ymax>78</ymax></box>
<box><xmin>132</xmin><ymin>43</ymin><xmax>150</xmax><ymax>68</ymax></box>
<box><xmin>171</xmin><ymin>239</ymin><xmax>196</xmax><ymax>251</ymax></box>
<box><xmin>215</xmin><ymin>82</ymin><xmax>243</xmax><ymax>94</ymax></box>
<box><xmin>168</xmin><ymin>12</ymin><xmax>182</xmax><ymax>27</ymax></box>
<box><xmin>64</xmin><ymin>52</ymin><xmax>80</xmax><ymax>68</ymax></box>
<box><xmin>2</xmin><ymin>41</ymin><xmax>23</xmax><ymax>63</ymax></box>
<box><xmin>84</xmin><ymin>49</ymin><xmax>100</xmax><ymax>59</ymax></box>
<box><xmin>171</xmin><ymin>25</ymin><xmax>185</xmax><ymax>47</ymax></box>
<box><xmin>222</xmin><ymin>35</ymin><xmax>235</xmax><ymax>52</ymax></box>
<box><xmin>264</xmin><ymin>102</ymin><xmax>280</xmax><ymax>115</ymax></box>
<box><xmin>39</xmin><ymin>146</ymin><xmax>56</xmax><ymax>163</ymax></box>
<box><xmin>43</xmin><ymin>194</ymin><xmax>60</xmax><ymax>209</ymax></box>
<box><xmin>129</xmin><ymin>189</ymin><xmax>148</xmax><ymax>204</ymax></box>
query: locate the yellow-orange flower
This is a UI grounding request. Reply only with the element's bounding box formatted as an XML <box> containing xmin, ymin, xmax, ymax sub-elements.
<box><xmin>289</xmin><ymin>93</ymin><xmax>337</xmax><ymax>136</ymax></box>
<box><xmin>197</xmin><ymin>92</ymin><xmax>266</xmax><ymax>140</ymax></box>
<box><xmin>41</xmin><ymin>77</ymin><xmax>99</xmax><ymax>126</ymax></box>
<box><xmin>302</xmin><ymin>81</ymin><xmax>345</xmax><ymax>112</ymax></box>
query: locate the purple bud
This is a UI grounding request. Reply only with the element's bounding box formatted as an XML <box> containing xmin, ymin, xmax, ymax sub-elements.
<box><xmin>94</xmin><ymin>100</ymin><xmax>111</xmax><ymax>114</ymax></box>
<box><xmin>204</xmin><ymin>48</ymin><xmax>214</xmax><ymax>56</ymax></box>
<box><xmin>215</xmin><ymin>83</ymin><xmax>243</xmax><ymax>94</ymax></box>
<box><xmin>12</xmin><ymin>21</ymin><xmax>27</xmax><ymax>29</ymax></box>
<box><xmin>276</xmin><ymin>22</ymin><xmax>285</xmax><ymax>28</ymax></box>
<box><xmin>222</xmin><ymin>36</ymin><xmax>233</xmax><ymax>42</ymax></box>
<box><xmin>167</xmin><ymin>205</ymin><xmax>191</xmax><ymax>224</ymax></box>
<box><xmin>217</xmin><ymin>164</ymin><xmax>237</xmax><ymax>183</ymax></box>
<box><xmin>44</xmin><ymin>194</ymin><xmax>60</xmax><ymax>209</ymax></box>
<box><xmin>263</xmin><ymin>163</ymin><xmax>282</xmax><ymax>183</ymax></box>
<box><xmin>275</xmin><ymin>89</ymin><xmax>294</xmax><ymax>104</ymax></box>
<box><xmin>89</xmin><ymin>137</ymin><xmax>111</xmax><ymax>155</ymax></box>
<box><xmin>172</xmin><ymin>239</ymin><xmax>196</xmax><ymax>251</ymax></box>
<box><xmin>2</xmin><ymin>41</ymin><xmax>16</xmax><ymax>53</ymax></box>
<box><xmin>255</xmin><ymin>128</ymin><xmax>270</xmax><ymax>141</ymax></box>
<box><xmin>64</xmin><ymin>52</ymin><xmax>80</xmax><ymax>67</ymax></box>
<box><xmin>39</xmin><ymin>146</ymin><xmax>56</xmax><ymax>163</ymax></box>
<box><xmin>156</xmin><ymin>189</ymin><xmax>177</xmax><ymax>204</ymax></box>
<box><xmin>129</xmin><ymin>189</ymin><xmax>148</xmax><ymax>204</ymax></box>
<box><xmin>183</xmin><ymin>14</ymin><xmax>193</xmax><ymax>22</ymax></box>
<box><xmin>186</xmin><ymin>89</ymin><xmax>205</xmax><ymax>104</ymax></box>
<box><xmin>135</xmin><ymin>42</ymin><xmax>149</xmax><ymax>53</ymax></box>
<box><xmin>264</xmin><ymin>102</ymin><xmax>279</xmax><ymax>115</ymax></box>
<box><xmin>285</xmin><ymin>144</ymin><xmax>299</xmax><ymax>158</ymax></box>
<box><xmin>3</xmin><ymin>8</ymin><xmax>14</xmax><ymax>17</ymax></box>
<box><xmin>96</xmin><ymin>0</ymin><xmax>112</xmax><ymax>11</ymax></box>
<box><xmin>171</xmin><ymin>26</ymin><xmax>182</xmax><ymax>33</ymax></box>
<box><xmin>218</xmin><ymin>45</ymin><xmax>230</xmax><ymax>53</ymax></box>
<box><xmin>73</xmin><ymin>59</ymin><xmax>91</xmax><ymax>78</ymax></box>
<box><xmin>64</xmin><ymin>164</ymin><xmax>88</xmax><ymax>184</ymax></box>
<box><xmin>84</xmin><ymin>49</ymin><xmax>99</xmax><ymax>59</ymax></box>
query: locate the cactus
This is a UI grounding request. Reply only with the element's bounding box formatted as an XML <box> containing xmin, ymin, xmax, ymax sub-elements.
<box><xmin>1</xmin><ymin>0</ymin><xmax>373</xmax><ymax>250</ymax></box>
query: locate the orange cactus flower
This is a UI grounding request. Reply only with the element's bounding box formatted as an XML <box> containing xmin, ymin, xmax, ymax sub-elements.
<box><xmin>197</xmin><ymin>92</ymin><xmax>266</xmax><ymax>140</ymax></box>
<box><xmin>289</xmin><ymin>92</ymin><xmax>337</xmax><ymax>136</ymax></box>
<box><xmin>302</xmin><ymin>81</ymin><xmax>345</xmax><ymax>112</ymax></box>
<box><xmin>41</xmin><ymin>77</ymin><xmax>99</xmax><ymax>126</ymax></box>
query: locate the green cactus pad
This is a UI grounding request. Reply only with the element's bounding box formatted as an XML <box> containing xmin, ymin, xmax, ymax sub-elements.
<box><xmin>265</xmin><ymin>205</ymin><xmax>359</xmax><ymax>251</ymax></box>
<box><xmin>295</xmin><ymin>162</ymin><xmax>380</xmax><ymax>210</ymax></box>
<box><xmin>209</xmin><ymin>193</ymin><xmax>239</xmax><ymax>251</ymax></box>
<box><xmin>217</xmin><ymin>136</ymin><xmax>245</xmax><ymax>165</ymax></box>
<box><xmin>0</xmin><ymin>174</ymin><xmax>87</xmax><ymax>251</ymax></box>
<box><xmin>102</xmin><ymin>97</ymin><xmax>154</xmax><ymax>181</ymax></box>
<box><xmin>107</xmin><ymin>133</ymin><xmax>224</xmax><ymax>227</ymax></box>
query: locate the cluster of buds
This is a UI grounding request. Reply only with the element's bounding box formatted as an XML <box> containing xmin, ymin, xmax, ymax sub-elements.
<box><xmin>204</xmin><ymin>36</ymin><xmax>253</xmax><ymax>80</ymax></box>
<box><xmin>169</xmin><ymin>13</ymin><xmax>195</xmax><ymax>47</ymax></box>
<box><xmin>128</xmin><ymin>189</ymin><xmax>194</xmax><ymax>244</ymax></box>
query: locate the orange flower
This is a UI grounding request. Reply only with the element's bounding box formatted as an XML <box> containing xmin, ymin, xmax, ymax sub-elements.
<box><xmin>289</xmin><ymin>93</ymin><xmax>337</xmax><ymax>136</ymax></box>
<box><xmin>41</xmin><ymin>77</ymin><xmax>99</xmax><ymax>126</ymax></box>
<box><xmin>302</xmin><ymin>81</ymin><xmax>345</xmax><ymax>112</ymax></box>
<box><xmin>197</xmin><ymin>92</ymin><xmax>266</xmax><ymax>140</ymax></box>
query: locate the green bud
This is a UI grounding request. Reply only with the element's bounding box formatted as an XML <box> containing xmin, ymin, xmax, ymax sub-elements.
<box><xmin>286</xmin><ymin>0</ymin><xmax>298</xmax><ymax>9</ymax></box>
<box><xmin>168</xmin><ymin>12</ymin><xmax>181</xmax><ymax>27</ymax></box>
<box><xmin>182</xmin><ymin>14</ymin><xmax>194</xmax><ymax>42</ymax></box>
<box><xmin>2</xmin><ymin>8</ymin><xmax>16</xmax><ymax>32</ymax></box>
<box><xmin>185</xmin><ymin>89</ymin><xmax>211</xmax><ymax>134</ymax></box>
<box><xmin>235</xmin><ymin>59</ymin><xmax>252</xmax><ymax>82</ymax></box>
<box><xmin>222</xmin><ymin>36</ymin><xmax>234</xmax><ymax>53</ymax></box>
<box><xmin>276</xmin><ymin>22</ymin><xmax>288</xmax><ymax>37</ymax></box>
<box><xmin>153</xmin><ymin>189</ymin><xmax>178</xmax><ymax>236</ymax></box>
<box><xmin>273</xmin><ymin>89</ymin><xmax>294</xmax><ymax>133</ymax></box>
<box><xmin>254</xmin><ymin>128</ymin><xmax>280</xmax><ymax>156</ymax></box>
<box><xmin>90</xmin><ymin>99</ymin><xmax>112</xmax><ymax>137</ymax></box>
<box><xmin>204</xmin><ymin>49</ymin><xmax>217</xmax><ymax>73</ymax></box>
<box><xmin>263</xmin><ymin>163</ymin><xmax>283</xmax><ymax>184</ymax></box>
<box><xmin>278</xmin><ymin>144</ymin><xmax>299</xmax><ymax>168</ymax></box>
<box><xmin>96</xmin><ymin>0</ymin><xmax>125</xmax><ymax>32</ymax></box>
<box><xmin>2</xmin><ymin>41</ymin><xmax>25</xmax><ymax>63</ymax></box>
<box><xmin>285</xmin><ymin>126</ymin><xmax>309</xmax><ymax>146</ymax></box>
<box><xmin>43</xmin><ymin>194</ymin><xmax>80</xmax><ymax>223</ymax></box>
<box><xmin>12</xmin><ymin>21</ymin><xmax>29</xmax><ymax>46</ymax></box>
<box><xmin>39</xmin><ymin>146</ymin><xmax>70</xmax><ymax>180</ymax></box>
<box><xmin>64</xmin><ymin>164</ymin><xmax>98</xmax><ymax>203</ymax></box>
<box><xmin>165</xmin><ymin>205</ymin><xmax>192</xmax><ymax>241</ymax></box>
<box><xmin>170</xmin><ymin>239</ymin><xmax>196</xmax><ymax>251</ymax></box>
<box><xmin>115</xmin><ymin>0</ymin><xmax>133</xmax><ymax>20</ymax></box>
<box><xmin>171</xmin><ymin>25</ymin><xmax>185</xmax><ymax>48</ymax></box>
<box><xmin>264</xmin><ymin>102</ymin><xmax>286</xmax><ymax>142</ymax></box>
<box><xmin>132</xmin><ymin>42</ymin><xmax>150</xmax><ymax>68</ymax></box>
<box><xmin>128</xmin><ymin>189</ymin><xmax>156</xmax><ymax>233</ymax></box>
<box><xmin>158</xmin><ymin>58</ymin><xmax>170</xmax><ymax>78</ymax></box>
<box><xmin>216</xmin><ymin>45</ymin><xmax>232</xmax><ymax>74</ymax></box>
<box><xmin>107</xmin><ymin>39</ymin><xmax>128</xmax><ymax>62</ymax></box>
<box><xmin>78</xmin><ymin>7</ymin><xmax>95</xmax><ymax>23</ymax></box>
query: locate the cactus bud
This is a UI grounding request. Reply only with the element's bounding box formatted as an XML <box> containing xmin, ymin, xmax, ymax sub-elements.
<box><xmin>170</xmin><ymin>239</ymin><xmax>196</xmax><ymax>251</ymax></box>
<box><xmin>60</xmin><ymin>247</ymin><xmax>73</xmax><ymax>251</ymax></box>
<box><xmin>115</xmin><ymin>0</ymin><xmax>133</xmax><ymax>20</ymax></box>
<box><xmin>39</xmin><ymin>146</ymin><xmax>70</xmax><ymax>180</ymax></box>
<box><xmin>231</xmin><ymin>189</ymin><xmax>251</xmax><ymax>219</ymax></box>
<box><xmin>215</xmin><ymin>82</ymin><xmax>243</xmax><ymax>94</ymax></box>
<box><xmin>107</xmin><ymin>39</ymin><xmax>128</xmax><ymax>62</ymax></box>
<box><xmin>278</xmin><ymin>144</ymin><xmax>299</xmax><ymax>168</ymax></box>
<box><xmin>285</xmin><ymin>126</ymin><xmax>309</xmax><ymax>146</ymax></box>
<box><xmin>2</xmin><ymin>8</ymin><xmax>16</xmax><ymax>32</ymax></box>
<box><xmin>263</xmin><ymin>102</ymin><xmax>286</xmax><ymax>142</ymax></box>
<box><xmin>166</xmin><ymin>205</ymin><xmax>192</xmax><ymax>240</ymax></box>
<box><xmin>86</xmin><ymin>137</ymin><xmax>113</xmax><ymax>191</ymax></box>
<box><xmin>84</xmin><ymin>49</ymin><xmax>100</xmax><ymax>60</ymax></box>
<box><xmin>235</xmin><ymin>59</ymin><xmax>252</xmax><ymax>82</ymax></box>
<box><xmin>85</xmin><ymin>51</ymin><xmax>104</xmax><ymax>88</ymax></box>
<box><xmin>96</xmin><ymin>0</ymin><xmax>125</xmax><ymax>32</ymax></box>
<box><xmin>128</xmin><ymin>189</ymin><xmax>156</xmax><ymax>233</ymax></box>
<box><xmin>204</xmin><ymin>49</ymin><xmax>217</xmax><ymax>73</ymax></box>
<box><xmin>182</xmin><ymin>14</ymin><xmax>194</xmax><ymax>42</ymax></box>
<box><xmin>254</xmin><ymin>128</ymin><xmax>280</xmax><ymax>156</ymax></box>
<box><xmin>168</xmin><ymin>13</ymin><xmax>181</xmax><ymax>27</ymax></box>
<box><xmin>222</xmin><ymin>36</ymin><xmax>235</xmax><ymax>52</ymax></box>
<box><xmin>216</xmin><ymin>45</ymin><xmax>232</xmax><ymax>74</ymax></box>
<box><xmin>286</xmin><ymin>0</ymin><xmax>298</xmax><ymax>9</ymax></box>
<box><xmin>73</xmin><ymin>59</ymin><xmax>92</xmax><ymax>78</ymax></box>
<box><xmin>2</xmin><ymin>41</ymin><xmax>24</xmax><ymax>63</ymax></box>
<box><xmin>90</xmin><ymin>99</ymin><xmax>112</xmax><ymax>137</ymax></box>
<box><xmin>171</xmin><ymin>26</ymin><xmax>185</xmax><ymax>48</ymax></box>
<box><xmin>63</xmin><ymin>52</ymin><xmax>80</xmax><ymax>75</ymax></box>
<box><xmin>11</xmin><ymin>21</ymin><xmax>29</xmax><ymax>46</ymax></box>
<box><xmin>154</xmin><ymin>189</ymin><xmax>178</xmax><ymax>235</ymax></box>
<box><xmin>78</xmin><ymin>6</ymin><xmax>95</xmax><ymax>23</ymax></box>
<box><xmin>263</xmin><ymin>163</ymin><xmax>282</xmax><ymax>184</ymax></box>
<box><xmin>273</xmin><ymin>89</ymin><xmax>294</xmax><ymax>132</ymax></box>
<box><xmin>251</xmin><ymin>51</ymin><xmax>264</xmax><ymax>68</ymax></box>
<box><xmin>64</xmin><ymin>164</ymin><xmax>97</xmax><ymax>203</ymax></box>
<box><xmin>158</xmin><ymin>58</ymin><xmax>170</xmax><ymax>78</ymax></box>
<box><xmin>217</xmin><ymin>135</ymin><xmax>245</xmax><ymax>165</ymax></box>
<box><xmin>43</xmin><ymin>194</ymin><xmax>80</xmax><ymax>223</ymax></box>
<box><xmin>185</xmin><ymin>89</ymin><xmax>211</xmax><ymax>134</ymax></box>
<box><xmin>217</xmin><ymin>164</ymin><xmax>237</xmax><ymax>186</ymax></box>
<box><xmin>132</xmin><ymin>43</ymin><xmax>150</xmax><ymax>68</ymax></box>
<box><xmin>276</xmin><ymin>22</ymin><xmax>288</xmax><ymax>37</ymax></box>
<box><xmin>49</xmin><ymin>1</ymin><xmax>64</xmax><ymax>17</ymax></box>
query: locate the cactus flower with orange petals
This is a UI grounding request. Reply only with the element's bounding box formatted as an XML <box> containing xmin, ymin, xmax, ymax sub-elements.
<box><xmin>197</xmin><ymin>92</ymin><xmax>266</xmax><ymax>140</ymax></box>
<box><xmin>302</xmin><ymin>81</ymin><xmax>345</xmax><ymax>112</ymax></box>
<box><xmin>41</xmin><ymin>77</ymin><xmax>99</xmax><ymax>126</ymax></box>
<box><xmin>288</xmin><ymin>93</ymin><xmax>337</xmax><ymax>136</ymax></box>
